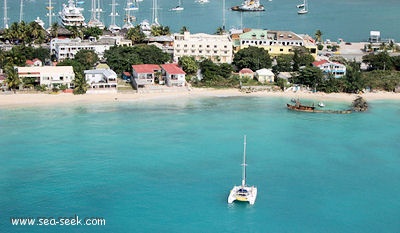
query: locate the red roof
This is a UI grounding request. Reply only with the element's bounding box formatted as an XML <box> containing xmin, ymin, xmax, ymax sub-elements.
<box><xmin>132</xmin><ymin>64</ymin><xmax>161</xmax><ymax>73</ymax></box>
<box><xmin>312</xmin><ymin>60</ymin><xmax>329</xmax><ymax>67</ymax></box>
<box><xmin>161</xmin><ymin>64</ymin><xmax>186</xmax><ymax>75</ymax></box>
<box><xmin>26</xmin><ymin>60</ymin><xmax>34</xmax><ymax>65</ymax></box>
<box><xmin>239</xmin><ymin>68</ymin><xmax>254</xmax><ymax>74</ymax></box>
<box><xmin>123</xmin><ymin>71</ymin><xmax>131</xmax><ymax>77</ymax></box>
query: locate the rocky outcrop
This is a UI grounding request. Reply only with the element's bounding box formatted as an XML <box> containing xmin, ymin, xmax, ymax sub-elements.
<box><xmin>352</xmin><ymin>96</ymin><xmax>368</xmax><ymax>112</ymax></box>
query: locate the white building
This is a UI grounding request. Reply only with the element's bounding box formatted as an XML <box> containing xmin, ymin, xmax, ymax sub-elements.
<box><xmin>50</xmin><ymin>36</ymin><xmax>128</xmax><ymax>61</ymax></box>
<box><xmin>84</xmin><ymin>69</ymin><xmax>118</xmax><ymax>93</ymax></box>
<box><xmin>312</xmin><ymin>60</ymin><xmax>346</xmax><ymax>78</ymax></box>
<box><xmin>17</xmin><ymin>66</ymin><xmax>75</xmax><ymax>89</ymax></box>
<box><xmin>173</xmin><ymin>31</ymin><xmax>233</xmax><ymax>64</ymax></box>
<box><xmin>161</xmin><ymin>64</ymin><xmax>186</xmax><ymax>87</ymax></box>
<box><xmin>256</xmin><ymin>68</ymin><xmax>275</xmax><ymax>83</ymax></box>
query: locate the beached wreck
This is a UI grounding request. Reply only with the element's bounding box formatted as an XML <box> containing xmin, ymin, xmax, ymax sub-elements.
<box><xmin>286</xmin><ymin>99</ymin><xmax>352</xmax><ymax>114</ymax></box>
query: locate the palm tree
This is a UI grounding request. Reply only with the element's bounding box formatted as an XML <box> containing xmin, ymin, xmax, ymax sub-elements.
<box><xmin>180</xmin><ymin>26</ymin><xmax>188</xmax><ymax>34</ymax></box>
<box><xmin>72</xmin><ymin>72</ymin><xmax>89</xmax><ymax>94</ymax></box>
<box><xmin>315</xmin><ymin>30</ymin><xmax>323</xmax><ymax>43</ymax></box>
<box><xmin>50</xmin><ymin>22</ymin><xmax>59</xmax><ymax>38</ymax></box>
<box><xmin>4</xmin><ymin>64</ymin><xmax>20</xmax><ymax>92</ymax></box>
<box><xmin>215</xmin><ymin>26</ymin><xmax>225</xmax><ymax>35</ymax></box>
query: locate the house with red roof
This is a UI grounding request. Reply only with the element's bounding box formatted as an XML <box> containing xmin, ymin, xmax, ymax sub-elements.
<box><xmin>25</xmin><ymin>58</ymin><xmax>43</xmax><ymax>67</ymax></box>
<box><xmin>131</xmin><ymin>64</ymin><xmax>162</xmax><ymax>89</ymax></box>
<box><xmin>238</xmin><ymin>68</ymin><xmax>254</xmax><ymax>80</ymax></box>
<box><xmin>312</xmin><ymin>60</ymin><xmax>346</xmax><ymax>78</ymax></box>
<box><xmin>161</xmin><ymin>64</ymin><xmax>186</xmax><ymax>87</ymax></box>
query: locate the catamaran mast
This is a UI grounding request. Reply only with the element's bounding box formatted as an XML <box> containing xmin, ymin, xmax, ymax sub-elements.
<box><xmin>242</xmin><ymin>135</ymin><xmax>247</xmax><ymax>187</ymax></box>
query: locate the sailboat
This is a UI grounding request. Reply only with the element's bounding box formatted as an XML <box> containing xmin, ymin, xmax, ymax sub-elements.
<box><xmin>108</xmin><ymin>0</ymin><xmax>121</xmax><ymax>32</ymax></box>
<box><xmin>297</xmin><ymin>0</ymin><xmax>308</xmax><ymax>14</ymax></box>
<box><xmin>171</xmin><ymin>0</ymin><xmax>184</xmax><ymax>11</ymax></box>
<box><xmin>123</xmin><ymin>0</ymin><xmax>137</xmax><ymax>29</ymax></box>
<box><xmin>88</xmin><ymin>0</ymin><xmax>105</xmax><ymax>29</ymax></box>
<box><xmin>227</xmin><ymin>135</ymin><xmax>258</xmax><ymax>205</ymax></box>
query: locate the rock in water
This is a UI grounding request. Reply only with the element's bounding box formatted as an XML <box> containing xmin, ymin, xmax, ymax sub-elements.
<box><xmin>352</xmin><ymin>96</ymin><xmax>368</xmax><ymax>112</ymax></box>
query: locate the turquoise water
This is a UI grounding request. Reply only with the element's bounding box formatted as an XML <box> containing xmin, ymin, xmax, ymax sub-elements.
<box><xmin>3</xmin><ymin>0</ymin><xmax>400</xmax><ymax>42</ymax></box>
<box><xmin>1</xmin><ymin>97</ymin><xmax>400</xmax><ymax>232</ymax></box>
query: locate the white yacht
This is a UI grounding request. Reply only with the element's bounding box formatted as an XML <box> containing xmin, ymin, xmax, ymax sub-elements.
<box><xmin>297</xmin><ymin>0</ymin><xmax>308</xmax><ymax>14</ymax></box>
<box><xmin>231</xmin><ymin>0</ymin><xmax>265</xmax><ymax>12</ymax></box>
<box><xmin>227</xmin><ymin>135</ymin><xmax>258</xmax><ymax>205</ymax></box>
<box><xmin>34</xmin><ymin>17</ymin><xmax>45</xmax><ymax>29</ymax></box>
<box><xmin>59</xmin><ymin>0</ymin><xmax>86</xmax><ymax>27</ymax></box>
<box><xmin>123</xmin><ymin>0</ymin><xmax>137</xmax><ymax>29</ymax></box>
<box><xmin>109</xmin><ymin>0</ymin><xmax>121</xmax><ymax>32</ymax></box>
<box><xmin>196</xmin><ymin>0</ymin><xmax>209</xmax><ymax>3</ymax></box>
<box><xmin>171</xmin><ymin>0</ymin><xmax>184</xmax><ymax>11</ymax></box>
<box><xmin>87</xmin><ymin>0</ymin><xmax>105</xmax><ymax>29</ymax></box>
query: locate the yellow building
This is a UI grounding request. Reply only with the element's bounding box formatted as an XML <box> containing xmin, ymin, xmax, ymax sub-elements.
<box><xmin>234</xmin><ymin>29</ymin><xmax>317</xmax><ymax>58</ymax></box>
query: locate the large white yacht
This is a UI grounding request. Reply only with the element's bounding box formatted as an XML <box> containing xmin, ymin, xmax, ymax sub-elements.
<box><xmin>59</xmin><ymin>0</ymin><xmax>86</xmax><ymax>27</ymax></box>
<box><xmin>227</xmin><ymin>135</ymin><xmax>258</xmax><ymax>205</ymax></box>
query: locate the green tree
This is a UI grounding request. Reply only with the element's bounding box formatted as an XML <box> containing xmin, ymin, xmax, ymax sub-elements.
<box><xmin>179</xmin><ymin>26</ymin><xmax>189</xmax><ymax>34</ymax></box>
<box><xmin>292</xmin><ymin>66</ymin><xmax>323</xmax><ymax>90</ymax></box>
<box><xmin>126</xmin><ymin>25</ymin><xmax>146</xmax><ymax>44</ymax></box>
<box><xmin>272</xmin><ymin>54</ymin><xmax>293</xmax><ymax>73</ymax></box>
<box><xmin>362</xmin><ymin>51</ymin><xmax>393</xmax><ymax>71</ymax></box>
<box><xmin>314</xmin><ymin>30</ymin><xmax>323</xmax><ymax>43</ymax></box>
<box><xmin>344</xmin><ymin>61</ymin><xmax>363</xmax><ymax>93</ymax></box>
<box><xmin>151</xmin><ymin>25</ymin><xmax>170</xmax><ymax>36</ymax></box>
<box><xmin>233</xmin><ymin>47</ymin><xmax>272</xmax><ymax>71</ymax></box>
<box><xmin>4</xmin><ymin>64</ymin><xmax>20</xmax><ymax>92</ymax></box>
<box><xmin>74</xmin><ymin>50</ymin><xmax>99</xmax><ymax>70</ymax></box>
<box><xmin>292</xmin><ymin>47</ymin><xmax>315</xmax><ymax>71</ymax></box>
<box><xmin>215</xmin><ymin>27</ymin><xmax>226</xmax><ymax>35</ymax></box>
<box><xmin>50</xmin><ymin>22</ymin><xmax>59</xmax><ymax>38</ymax></box>
<box><xmin>57</xmin><ymin>59</ymin><xmax>85</xmax><ymax>75</ymax></box>
<box><xmin>82</xmin><ymin>27</ymin><xmax>103</xmax><ymax>39</ymax></box>
<box><xmin>72</xmin><ymin>72</ymin><xmax>89</xmax><ymax>95</ymax></box>
<box><xmin>178</xmin><ymin>56</ymin><xmax>198</xmax><ymax>74</ymax></box>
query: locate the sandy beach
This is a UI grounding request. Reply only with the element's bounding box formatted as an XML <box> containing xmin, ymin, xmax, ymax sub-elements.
<box><xmin>0</xmin><ymin>88</ymin><xmax>399</xmax><ymax>108</ymax></box>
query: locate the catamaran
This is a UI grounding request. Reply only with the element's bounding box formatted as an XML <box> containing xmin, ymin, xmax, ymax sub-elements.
<box><xmin>227</xmin><ymin>135</ymin><xmax>257</xmax><ymax>205</ymax></box>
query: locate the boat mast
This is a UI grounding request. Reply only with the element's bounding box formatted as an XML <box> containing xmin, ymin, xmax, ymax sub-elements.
<box><xmin>242</xmin><ymin>135</ymin><xmax>247</xmax><ymax>187</ymax></box>
<box><xmin>222</xmin><ymin>0</ymin><xmax>225</xmax><ymax>30</ymax></box>
<box><xmin>46</xmin><ymin>0</ymin><xmax>55</xmax><ymax>28</ymax></box>
<box><xmin>3</xmin><ymin>0</ymin><xmax>9</xmax><ymax>29</ymax></box>
<box><xmin>19</xmin><ymin>0</ymin><xmax>24</xmax><ymax>23</ymax></box>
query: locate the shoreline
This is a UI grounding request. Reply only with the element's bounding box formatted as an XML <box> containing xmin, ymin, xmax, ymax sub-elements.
<box><xmin>1</xmin><ymin>88</ymin><xmax>399</xmax><ymax>108</ymax></box>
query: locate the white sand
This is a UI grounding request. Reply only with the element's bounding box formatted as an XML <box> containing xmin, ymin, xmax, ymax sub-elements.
<box><xmin>0</xmin><ymin>88</ymin><xmax>399</xmax><ymax>108</ymax></box>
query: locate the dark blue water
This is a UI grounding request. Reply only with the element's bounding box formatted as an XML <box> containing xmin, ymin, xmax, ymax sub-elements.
<box><xmin>1</xmin><ymin>97</ymin><xmax>400</xmax><ymax>232</ymax></box>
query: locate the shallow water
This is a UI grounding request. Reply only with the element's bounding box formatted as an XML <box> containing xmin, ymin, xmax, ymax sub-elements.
<box><xmin>1</xmin><ymin>97</ymin><xmax>399</xmax><ymax>232</ymax></box>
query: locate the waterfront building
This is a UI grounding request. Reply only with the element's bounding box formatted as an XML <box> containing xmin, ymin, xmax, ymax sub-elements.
<box><xmin>255</xmin><ymin>68</ymin><xmax>274</xmax><ymax>83</ymax></box>
<box><xmin>131</xmin><ymin>64</ymin><xmax>161</xmax><ymax>89</ymax></box>
<box><xmin>161</xmin><ymin>64</ymin><xmax>186</xmax><ymax>87</ymax></box>
<box><xmin>84</xmin><ymin>68</ymin><xmax>118</xmax><ymax>93</ymax></box>
<box><xmin>312</xmin><ymin>59</ymin><xmax>346</xmax><ymax>78</ymax></box>
<box><xmin>17</xmin><ymin>66</ymin><xmax>75</xmax><ymax>89</ymax></box>
<box><xmin>235</xmin><ymin>29</ymin><xmax>318</xmax><ymax>58</ymax></box>
<box><xmin>173</xmin><ymin>31</ymin><xmax>233</xmax><ymax>64</ymax></box>
<box><xmin>238</xmin><ymin>68</ymin><xmax>254</xmax><ymax>80</ymax></box>
<box><xmin>50</xmin><ymin>36</ymin><xmax>128</xmax><ymax>61</ymax></box>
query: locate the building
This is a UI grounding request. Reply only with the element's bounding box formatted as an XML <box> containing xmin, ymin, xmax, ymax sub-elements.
<box><xmin>17</xmin><ymin>66</ymin><xmax>75</xmax><ymax>89</ymax></box>
<box><xmin>312</xmin><ymin>60</ymin><xmax>346</xmax><ymax>78</ymax></box>
<box><xmin>173</xmin><ymin>31</ymin><xmax>233</xmax><ymax>64</ymax></box>
<box><xmin>131</xmin><ymin>64</ymin><xmax>162</xmax><ymax>89</ymax></box>
<box><xmin>236</xmin><ymin>29</ymin><xmax>318</xmax><ymax>58</ymax></box>
<box><xmin>161</xmin><ymin>64</ymin><xmax>186</xmax><ymax>87</ymax></box>
<box><xmin>50</xmin><ymin>36</ymin><xmax>124</xmax><ymax>61</ymax></box>
<box><xmin>25</xmin><ymin>58</ymin><xmax>43</xmax><ymax>67</ymax></box>
<box><xmin>238</xmin><ymin>68</ymin><xmax>254</xmax><ymax>80</ymax></box>
<box><xmin>256</xmin><ymin>68</ymin><xmax>274</xmax><ymax>83</ymax></box>
<box><xmin>84</xmin><ymin>69</ymin><xmax>118</xmax><ymax>93</ymax></box>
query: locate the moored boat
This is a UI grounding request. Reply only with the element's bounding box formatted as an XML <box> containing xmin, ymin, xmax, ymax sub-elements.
<box><xmin>227</xmin><ymin>135</ymin><xmax>258</xmax><ymax>205</ymax></box>
<box><xmin>59</xmin><ymin>0</ymin><xmax>86</xmax><ymax>27</ymax></box>
<box><xmin>231</xmin><ymin>0</ymin><xmax>265</xmax><ymax>12</ymax></box>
